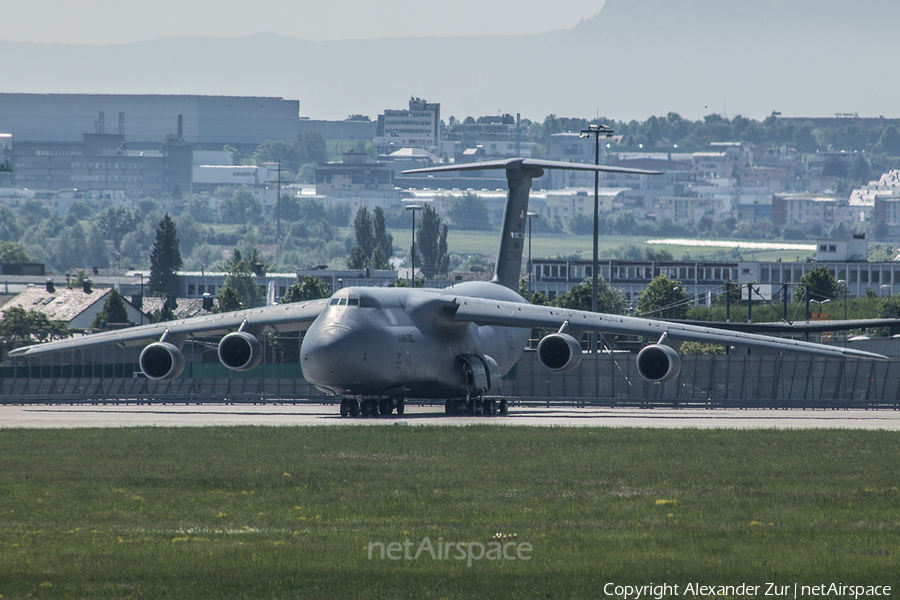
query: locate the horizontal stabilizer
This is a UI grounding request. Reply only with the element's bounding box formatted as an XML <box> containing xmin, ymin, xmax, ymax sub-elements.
<box><xmin>402</xmin><ymin>157</ymin><xmax>661</xmax><ymax>176</ymax></box>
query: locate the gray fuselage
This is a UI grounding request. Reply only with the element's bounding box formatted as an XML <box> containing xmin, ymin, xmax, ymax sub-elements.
<box><xmin>300</xmin><ymin>281</ymin><xmax>530</xmax><ymax>398</ymax></box>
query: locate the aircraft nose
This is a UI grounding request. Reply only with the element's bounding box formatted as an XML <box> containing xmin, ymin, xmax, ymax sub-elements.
<box><xmin>301</xmin><ymin>324</ymin><xmax>391</xmax><ymax>392</ymax></box>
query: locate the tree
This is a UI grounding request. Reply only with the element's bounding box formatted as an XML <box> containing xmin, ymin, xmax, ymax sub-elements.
<box><xmin>92</xmin><ymin>290</ymin><xmax>131</xmax><ymax>330</ymax></box>
<box><xmin>372</xmin><ymin>205</ymin><xmax>393</xmax><ymax>268</ymax></box>
<box><xmin>349</xmin><ymin>206</ymin><xmax>374</xmax><ymax>266</ymax></box>
<box><xmin>0</xmin><ymin>241</ymin><xmax>31</xmax><ymax>263</ymax></box>
<box><xmin>214</xmin><ymin>284</ymin><xmax>243</xmax><ymax>313</ymax></box>
<box><xmin>796</xmin><ymin>267</ymin><xmax>841</xmax><ymax>302</ymax></box>
<box><xmin>0</xmin><ymin>306</ymin><xmax>71</xmax><ymax>353</ymax></box>
<box><xmin>446</xmin><ymin>193</ymin><xmax>492</xmax><ymax>230</ymax></box>
<box><xmin>416</xmin><ymin>205</ymin><xmax>449</xmax><ymax>278</ymax></box>
<box><xmin>636</xmin><ymin>275</ymin><xmax>691</xmax><ymax>319</ymax></box>
<box><xmin>149</xmin><ymin>214</ymin><xmax>182</xmax><ymax>298</ymax></box>
<box><xmin>86</xmin><ymin>223</ymin><xmax>110</xmax><ymax>269</ymax></box>
<box><xmin>0</xmin><ymin>206</ymin><xmax>23</xmax><ymax>241</ymax></box>
<box><xmin>347</xmin><ymin>205</ymin><xmax>393</xmax><ymax>269</ymax></box>
<box><xmin>551</xmin><ymin>277</ymin><xmax>626</xmax><ymax>314</ymax></box>
<box><xmin>282</xmin><ymin>276</ymin><xmax>330</xmax><ymax>303</ymax></box>
<box><xmin>346</xmin><ymin>245</ymin><xmax>369</xmax><ymax>270</ymax></box>
<box><xmin>149</xmin><ymin>304</ymin><xmax>178</xmax><ymax>323</ymax></box>
<box><xmin>294</xmin><ymin>131</ymin><xmax>328</xmax><ymax>166</ymax></box>
<box><xmin>54</xmin><ymin>223</ymin><xmax>89</xmax><ymax>272</ymax></box>
<box><xmin>875</xmin><ymin>125</ymin><xmax>900</xmax><ymax>157</ymax></box>
<box><xmin>217</xmin><ymin>249</ymin><xmax>265</xmax><ymax>309</ymax></box>
<box><xmin>221</xmin><ymin>190</ymin><xmax>263</xmax><ymax>224</ymax></box>
<box><xmin>95</xmin><ymin>205</ymin><xmax>139</xmax><ymax>254</ymax></box>
<box><xmin>251</xmin><ymin>140</ymin><xmax>294</xmax><ymax>168</ymax></box>
<box><xmin>68</xmin><ymin>270</ymin><xmax>91</xmax><ymax>289</ymax></box>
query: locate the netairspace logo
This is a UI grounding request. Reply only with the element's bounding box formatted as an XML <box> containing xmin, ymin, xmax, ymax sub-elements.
<box><xmin>367</xmin><ymin>536</ymin><xmax>533</xmax><ymax>567</ymax></box>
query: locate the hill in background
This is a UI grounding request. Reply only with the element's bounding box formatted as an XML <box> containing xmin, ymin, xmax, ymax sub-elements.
<box><xmin>0</xmin><ymin>0</ymin><xmax>897</xmax><ymax>121</ymax></box>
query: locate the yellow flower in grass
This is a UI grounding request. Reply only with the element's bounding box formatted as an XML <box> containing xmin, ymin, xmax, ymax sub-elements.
<box><xmin>655</xmin><ymin>499</ymin><xmax>676</xmax><ymax>506</ymax></box>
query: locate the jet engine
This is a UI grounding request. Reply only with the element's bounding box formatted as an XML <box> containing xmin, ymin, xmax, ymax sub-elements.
<box><xmin>635</xmin><ymin>344</ymin><xmax>682</xmax><ymax>383</ymax></box>
<box><xmin>139</xmin><ymin>342</ymin><xmax>186</xmax><ymax>381</ymax></box>
<box><xmin>537</xmin><ymin>333</ymin><xmax>583</xmax><ymax>372</ymax></box>
<box><xmin>218</xmin><ymin>331</ymin><xmax>263</xmax><ymax>371</ymax></box>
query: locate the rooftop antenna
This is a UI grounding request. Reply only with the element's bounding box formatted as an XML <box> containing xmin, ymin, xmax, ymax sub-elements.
<box><xmin>119</xmin><ymin>111</ymin><xmax>125</xmax><ymax>135</ymax></box>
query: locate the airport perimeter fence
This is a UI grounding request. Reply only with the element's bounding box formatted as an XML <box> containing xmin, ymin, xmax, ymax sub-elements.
<box><xmin>2</xmin><ymin>352</ymin><xmax>900</xmax><ymax>409</ymax></box>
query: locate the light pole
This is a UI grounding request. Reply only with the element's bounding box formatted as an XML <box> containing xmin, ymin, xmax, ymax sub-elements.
<box><xmin>526</xmin><ymin>212</ymin><xmax>539</xmax><ymax>285</ymax></box>
<box><xmin>808</xmin><ymin>298</ymin><xmax>831</xmax><ymax>321</ymax></box>
<box><xmin>580</xmin><ymin>124</ymin><xmax>614</xmax><ymax>352</ymax></box>
<box><xmin>405</xmin><ymin>204</ymin><xmax>422</xmax><ymax>287</ymax></box>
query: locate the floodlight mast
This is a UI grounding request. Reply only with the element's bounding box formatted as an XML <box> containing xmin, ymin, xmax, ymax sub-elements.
<box><xmin>580</xmin><ymin>124</ymin><xmax>615</xmax><ymax>353</ymax></box>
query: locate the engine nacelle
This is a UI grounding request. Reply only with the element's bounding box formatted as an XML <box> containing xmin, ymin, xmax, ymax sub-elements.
<box><xmin>139</xmin><ymin>342</ymin><xmax>186</xmax><ymax>381</ymax></box>
<box><xmin>537</xmin><ymin>333</ymin><xmax>583</xmax><ymax>372</ymax></box>
<box><xmin>636</xmin><ymin>344</ymin><xmax>682</xmax><ymax>383</ymax></box>
<box><xmin>218</xmin><ymin>331</ymin><xmax>263</xmax><ymax>371</ymax></box>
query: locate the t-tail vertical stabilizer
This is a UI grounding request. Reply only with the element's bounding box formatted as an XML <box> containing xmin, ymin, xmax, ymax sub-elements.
<box><xmin>402</xmin><ymin>158</ymin><xmax>661</xmax><ymax>291</ymax></box>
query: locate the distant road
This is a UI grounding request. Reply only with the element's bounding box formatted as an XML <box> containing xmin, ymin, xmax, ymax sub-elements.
<box><xmin>3</xmin><ymin>404</ymin><xmax>900</xmax><ymax>430</ymax></box>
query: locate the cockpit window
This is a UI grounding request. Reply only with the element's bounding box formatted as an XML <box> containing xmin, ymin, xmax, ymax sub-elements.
<box><xmin>329</xmin><ymin>298</ymin><xmax>340</xmax><ymax>305</ymax></box>
<box><xmin>338</xmin><ymin>298</ymin><xmax>348</xmax><ymax>306</ymax></box>
<box><xmin>347</xmin><ymin>298</ymin><xmax>359</xmax><ymax>306</ymax></box>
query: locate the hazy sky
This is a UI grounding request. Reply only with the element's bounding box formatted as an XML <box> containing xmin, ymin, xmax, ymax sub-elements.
<box><xmin>2</xmin><ymin>0</ymin><xmax>606</xmax><ymax>45</ymax></box>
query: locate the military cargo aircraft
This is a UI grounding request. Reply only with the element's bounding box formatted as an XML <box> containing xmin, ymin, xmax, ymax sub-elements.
<box><xmin>8</xmin><ymin>159</ymin><xmax>888</xmax><ymax>417</ymax></box>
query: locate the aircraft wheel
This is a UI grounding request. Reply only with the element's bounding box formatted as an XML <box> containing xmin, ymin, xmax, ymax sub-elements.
<box><xmin>379</xmin><ymin>398</ymin><xmax>391</xmax><ymax>416</ymax></box>
<box><xmin>367</xmin><ymin>399</ymin><xmax>379</xmax><ymax>417</ymax></box>
<box><xmin>349</xmin><ymin>399</ymin><xmax>359</xmax><ymax>417</ymax></box>
<box><xmin>482</xmin><ymin>399</ymin><xmax>493</xmax><ymax>416</ymax></box>
<box><xmin>340</xmin><ymin>398</ymin><xmax>349</xmax><ymax>418</ymax></box>
<box><xmin>396</xmin><ymin>398</ymin><xmax>405</xmax><ymax>415</ymax></box>
<box><xmin>499</xmin><ymin>399</ymin><xmax>508</xmax><ymax>416</ymax></box>
<box><xmin>445</xmin><ymin>399</ymin><xmax>453</xmax><ymax>415</ymax></box>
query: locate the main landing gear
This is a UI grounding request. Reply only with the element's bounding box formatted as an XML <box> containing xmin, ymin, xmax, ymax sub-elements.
<box><xmin>444</xmin><ymin>396</ymin><xmax>508</xmax><ymax>417</ymax></box>
<box><xmin>339</xmin><ymin>397</ymin><xmax>405</xmax><ymax>418</ymax></box>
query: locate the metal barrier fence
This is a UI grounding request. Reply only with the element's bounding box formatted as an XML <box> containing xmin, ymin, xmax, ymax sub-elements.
<box><xmin>509</xmin><ymin>352</ymin><xmax>900</xmax><ymax>409</ymax></box>
<box><xmin>2</xmin><ymin>352</ymin><xmax>900</xmax><ymax>409</ymax></box>
<box><xmin>0</xmin><ymin>377</ymin><xmax>328</xmax><ymax>405</ymax></box>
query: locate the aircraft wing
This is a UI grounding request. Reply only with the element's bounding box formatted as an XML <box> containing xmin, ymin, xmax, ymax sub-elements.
<box><xmin>7</xmin><ymin>298</ymin><xmax>330</xmax><ymax>358</ymax></box>
<box><xmin>447</xmin><ymin>296</ymin><xmax>889</xmax><ymax>361</ymax></box>
<box><xmin>402</xmin><ymin>158</ymin><xmax>662</xmax><ymax>176</ymax></box>
<box><xmin>661</xmin><ymin>318</ymin><xmax>900</xmax><ymax>334</ymax></box>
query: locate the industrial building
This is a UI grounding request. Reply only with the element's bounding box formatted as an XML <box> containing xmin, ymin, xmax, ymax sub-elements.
<box><xmin>0</xmin><ymin>94</ymin><xmax>300</xmax><ymax>150</ymax></box>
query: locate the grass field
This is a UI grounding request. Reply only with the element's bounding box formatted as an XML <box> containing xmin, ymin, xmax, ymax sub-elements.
<box><xmin>1</xmin><ymin>426</ymin><xmax>898</xmax><ymax>599</ymax></box>
<box><xmin>372</xmin><ymin>228</ymin><xmax>816</xmax><ymax>263</ymax></box>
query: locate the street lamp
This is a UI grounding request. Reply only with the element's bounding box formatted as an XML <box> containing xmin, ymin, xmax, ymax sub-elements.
<box><xmin>808</xmin><ymin>298</ymin><xmax>831</xmax><ymax>322</ymax></box>
<box><xmin>526</xmin><ymin>212</ymin><xmax>539</xmax><ymax>283</ymax></box>
<box><xmin>580</xmin><ymin>124</ymin><xmax>614</xmax><ymax>353</ymax></box>
<box><xmin>405</xmin><ymin>204</ymin><xmax>422</xmax><ymax>287</ymax></box>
